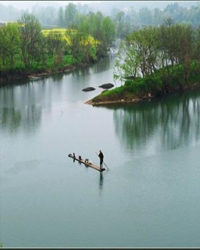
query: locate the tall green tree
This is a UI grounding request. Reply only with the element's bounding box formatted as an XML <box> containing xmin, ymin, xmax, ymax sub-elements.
<box><xmin>115</xmin><ymin>26</ymin><xmax>159</xmax><ymax>79</ymax></box>
<box><xmin>101</xmin><ymin>16</ymin><xmax>116</xmax><ymax>49</ymax></box>
<box><xmin>115</xmin><ymin>23</ymin><xmax>196</xmax><ymax>92</ymax></box>
<box><xmin>65</xmin><ymin>29</ymin><xmax>83</xmax><ymax>61</ymax></box>
<box><xmin>174</xmin><ymin>24</ymin><xmax>194</xmax><ymax>87</ymax></box>
<box><xmin>0</xmin><ymin>22</ymin><xmax>21</xmax><ymax>70</ymax></box>
<box><xmin>158</xmin><ymin>23</ymin><xmax>194</xmax><ymax>87</ymax></box>
<box><xmin>58</xmin><ymin>7</ymin><xmax>65</xmax><ymax>27</ymax></box>
<box><xmin>88</xmin><ymin>11</ymin><xmax>104</xmax><ymax>40</ymax></box>
<box><xmin>64</xmin><ymin>3</ymin><xmax>78</xmax><ymax>27</ymax></box>
<box><xmin>77</xmin><ymin>11</ymin><xmax>115</xmax><ymax>57</ymax></box>
<box><xmin>65</xmin><ymin>28</ymin><xmax>95</xmax><ymax>63</ymax></box>
<box><xmin>5</xmin><ymin>23</ymin><xmax>21</xmax><ymax>70</ymax></box>
<box><xmin>45</xmin><ymin>31</ymin><xmax>65</xmax><ymax>66</ymax></box>
<box><xmin>115</xmin><ymin>11</ymin><xmax>125</xmax><ymax>38</ymax></box>
<box><xmin>18</xmin><ymin>13</ymin><xmax>44</xmax><ymax>70</ymax></box>
<box><xmin>191</xmin><ymin>26</ymin><xmax>200</xmax><ymax>82</ymax></box>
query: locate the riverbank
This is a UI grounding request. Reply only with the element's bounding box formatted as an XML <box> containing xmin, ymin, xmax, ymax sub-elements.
<box><xmin>85</xmin><ymin>82</ymin><xmax>200</xmax><ymax>106</ymax></box>
<box><xmin>0</xmin><ymin>62</ymin><xmax>86</xmax><ymax>86</ymax></box>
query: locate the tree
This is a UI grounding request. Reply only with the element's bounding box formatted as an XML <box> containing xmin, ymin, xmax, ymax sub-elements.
<box><xmin>58</xmin><ymin>7</ymin><xmax>65</xmax><ymax>27</ymax></box>
<box><xmin>77</xmin><ymin>11</ymin><xmax>115</xmax><ymax>57</ymax></box>
<box><xmin>114</xmin><ymin>40</ymin><xmax>139</xmax><ymax>83</ymax></box>
<box><xmin>101</xmin><ymin>16</ymin><xmax>116</xmax><ymax>50</ymax></box>
<box><xmin>115</xmin><ymin>11</ymin><xmax>125</xmax><ymax>38</ymax></box>
<box><xmin>18</xmin><ymin>13</ymin><xmax>44</xmax><ymax>70</ymax></box>
<box><xmin>65</xmin><ymin>29</ymin><xmax>84</xmax><ymax>61</ymax></box>
<box><xmin>115</xmin><ymin>26</ymin><xmax>159</xmax><ymax>80</ymax></box>
<box><xmin>157</xmin><ymin>23</ymin><xmax>194</xmax><ymax>89</ymax></box>
<box><xmin>64</xmin><ymin>3</ymin><xmax>78</xmax><ymax>27</ymax></box>
<box><xmin>114</xmin><ymin>23</ymin><xmax>196</xmax><ymax>92</ymax></box>
<box><xmin>0</xmin><ymin>22</ymin><xmax>21</xmax><ymax>70</ymax></box>
<box><xmin>45</xmin><ymin>31</ymin><xmax>65</xmax><ymax>66</ymax></box>
<box><xmin>88</xmin><ymin>11</ymin><xmax>104</xmax><ymax>40</ymax></box>
<box><xmin>5</xmin><ymin>23</ymin><xmax>21</xmax><ymax>70</ymax></box>
<box><xmin>174</xmin><ymin>24</ymin><xmax>194</xmax><ymax>87</ymax></box>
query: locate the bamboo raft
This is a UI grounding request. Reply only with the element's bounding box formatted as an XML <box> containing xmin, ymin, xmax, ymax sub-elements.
<box><xmin>68</xmin><ymin>153</ymin><xmax>105</xmax><ymax>172</ymax></box>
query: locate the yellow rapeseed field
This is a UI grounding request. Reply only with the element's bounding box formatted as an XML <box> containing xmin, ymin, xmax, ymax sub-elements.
<box><xmin>41</xmin><ymin>28</ymin><xmax>99</xmax><ymax>46</ymax></box>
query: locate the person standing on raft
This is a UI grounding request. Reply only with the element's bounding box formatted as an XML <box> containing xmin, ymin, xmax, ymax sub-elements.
<box><xmin>98</xmin><ymin>150</ymin><xmax>104</xmax><ymax>170</ymax></box>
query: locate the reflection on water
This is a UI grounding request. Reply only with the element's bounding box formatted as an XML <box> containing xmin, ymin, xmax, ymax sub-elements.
<box><xmin>1</xmin><ymin>55</ymin><xmax>200</xmax><ymax>248</ymax></box>
<box><xmin>0</xmin><ymin>55</ymin><xmax>116</xmax><ymax>136</ymax></box>
<box><xmin>49</xmin><ymin>73</ymin><xmax>65</xmax><ymax>82</ymax></box>
<box><xmin>99</xmin><ymin>172</ymin><xmax>104</xmax><ymax>190</ymax></box>
<box><xmin>102</xmin><ymin>90</ymin><xmax>200</xmax><ymax>155</ymax></box>
<box><xmin>0</xmin><ymin>105</ymin><xmax>42</xmax><ymax>134</ymax></box>
<box><xmin>0</xmin><ymin>108</ymin><xmax>21</xmax><ymax>133</ymax></box>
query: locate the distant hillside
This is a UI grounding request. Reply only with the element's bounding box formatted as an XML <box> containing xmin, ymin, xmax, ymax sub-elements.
<box><xmin>0</xmin><ymin>1</ymin><xmax>199</xmax><ymax>23</ymax></box>
<box><xmin>87</xmin><ymin>1</ymin><xmax>198</xmax><ymax>15</ymax></box>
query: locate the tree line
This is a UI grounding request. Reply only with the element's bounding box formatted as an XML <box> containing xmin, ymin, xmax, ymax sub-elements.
<box><xmin>1</xmin><ymin>2</ymin><xmax>200</xmax><ymax>37</ymax></box>
<box><xmin>32</xmin><ymin>2</ymin><xmax>200</xmax><ymax>38</ymax></box>
<box><xmin>0</xmin><ymin>11</ymin><xmax>115</xmax><ymax>82</ymax></box>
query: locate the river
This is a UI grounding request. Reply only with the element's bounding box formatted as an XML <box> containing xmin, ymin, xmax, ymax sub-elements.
<box><xmin>1</xmin><ymin>55</ymin><xmax>200</xmax><ymax>247</ymax></box>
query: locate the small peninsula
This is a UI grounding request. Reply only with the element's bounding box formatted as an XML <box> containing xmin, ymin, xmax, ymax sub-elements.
<box><xmin>85</xmin><ymin>22</ymin><xmax>200</xmax><ymax>106</ymax></box>
<box><xmin>85</xmin><ymin>66</ymin><xmax>200</xmax><ymax>106</ymax></box>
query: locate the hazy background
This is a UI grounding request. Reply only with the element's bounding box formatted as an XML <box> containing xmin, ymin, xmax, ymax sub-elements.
<box><xmin>0</xmin><ymin>1</ymin><xmax>198</xmax><ymax>22</ymax></box>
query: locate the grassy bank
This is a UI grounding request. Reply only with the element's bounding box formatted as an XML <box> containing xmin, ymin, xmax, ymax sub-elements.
<box><xmin>0</xmin><ymin>25</ymin><xmax>100</xmax><ymax>85</ymax></box>
<box><xmin>87</xmin><ymin>63</ymin><xmax>200</xmax><ymax>105</ymax></box>
<box><xmin>0</xmin><ymin>54</ymin><xmax>90</xmax><ymax>85</ymax></box>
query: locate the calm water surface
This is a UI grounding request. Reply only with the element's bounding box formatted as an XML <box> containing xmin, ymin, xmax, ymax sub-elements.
<box><xmin>1</xmin><ymin>56</ymin><xmax>200</xmax><ymax>247</ymax></box>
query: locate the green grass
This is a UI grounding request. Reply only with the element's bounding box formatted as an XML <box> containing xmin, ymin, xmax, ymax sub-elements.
<box><xmin>102</xmin><ymin>86</ymin><xmax>124</xmax><ymax>96</ymax></box>
<box><xmin>96</xmin><ymin>62</ymin><xmax>200</xmax><ymax>101</ymax></box>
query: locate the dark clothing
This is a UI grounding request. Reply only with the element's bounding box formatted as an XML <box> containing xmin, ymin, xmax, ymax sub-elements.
<box><xmin>98</xmin><ymin>151</ymin><xmax>104</xmax><ymax>169</ymax></box>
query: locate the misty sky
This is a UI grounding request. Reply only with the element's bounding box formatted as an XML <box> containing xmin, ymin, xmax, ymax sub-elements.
<box><xmin>0</xmin><ymin>0</ymin><xmax>98</xmax><ymax>8</ymax></box>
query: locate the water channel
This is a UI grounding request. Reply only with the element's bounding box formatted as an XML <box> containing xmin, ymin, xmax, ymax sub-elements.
<box><xmin>1</xmin><ymin>55</ymin><xmax>200</xmax><ymax>247</ymax></box>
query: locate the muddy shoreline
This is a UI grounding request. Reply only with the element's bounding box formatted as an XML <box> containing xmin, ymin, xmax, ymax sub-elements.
<box><xmin>84</xmin><ymin>96</ymin><xmax>144</xmax><ymax>106</ymax></box>
<box><xmin>0</xmin><ymin>63</ymin><xmax>85</xmax><ymax>86</ymax></box>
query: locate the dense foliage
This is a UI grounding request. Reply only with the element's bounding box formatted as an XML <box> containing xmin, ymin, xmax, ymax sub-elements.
<box><xmin>103</xmin><ymin>23</ymin><xmax>200</xmax><ymax>99</ymax></box>
<box><xmin>0</xmin><ymin>11</ymin><xmax>115</xmax><ymax>82</ymax></box>
<box><xmin>23</xmin><ymin>2</ymin><xmax>200</xmax><ymax>38</ymax></box>
<box><xmin>2</xmin><ymin>1</ymin><xmax>200</xmax><ymax>93</ymax></box>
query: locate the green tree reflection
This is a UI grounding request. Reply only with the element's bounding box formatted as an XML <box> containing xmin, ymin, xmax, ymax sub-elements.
<box><xmin>0</xmin><ymin>105</ymin><xmax>42</xmax><ymax>134</ymax></box>
<box><xmin>0</xmin><ymin>107</ymin><xmax>21</xmax><ymax>133</ymax></box>
<box><xmin>107</xmin><ymin>90</ymin><xmax>200</xmax><ymax>153</ymax></box>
